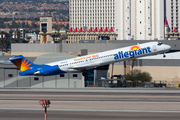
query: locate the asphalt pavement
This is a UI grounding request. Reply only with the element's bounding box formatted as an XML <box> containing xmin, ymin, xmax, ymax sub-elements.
<box><xmin>0</xmin><ymin>88</ymin><xmax>180</xmax><ymax>120</ymax></box>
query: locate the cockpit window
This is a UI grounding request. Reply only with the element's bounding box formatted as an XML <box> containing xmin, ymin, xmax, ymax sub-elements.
<box><xmin>157</xmin><ymin>42</ymin><xmax>163</xmax><ymax>46</ymax></box>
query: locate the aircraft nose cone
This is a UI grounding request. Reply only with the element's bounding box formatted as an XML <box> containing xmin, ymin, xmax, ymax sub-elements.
<box><xmin>164</xmin><ymin>44</ymin><xmax>171</xmax><ymax>51</ymax></box>
<box><xmin>167</xmin><ymin>45</ymin><xmax>171</xmax><ymax>50</ymax></box>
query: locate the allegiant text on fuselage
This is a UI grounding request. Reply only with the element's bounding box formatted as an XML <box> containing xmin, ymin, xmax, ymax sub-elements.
<box><xmin>114</xmin><ymin>47</ymin><xmax>151</xmax><ymax>60</ymax></box>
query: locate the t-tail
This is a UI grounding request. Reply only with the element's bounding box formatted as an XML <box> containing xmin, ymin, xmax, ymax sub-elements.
<box><xmin>7</xmin><ymin>55</ymin><xmax>37</xmax><ymax>72</ymax></box>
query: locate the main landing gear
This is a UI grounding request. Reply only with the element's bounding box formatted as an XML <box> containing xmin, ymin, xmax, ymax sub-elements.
<box><xmin>82</xmin><ymin>70</ymin><xmax>88</xmax><ymax>76</ymax></box>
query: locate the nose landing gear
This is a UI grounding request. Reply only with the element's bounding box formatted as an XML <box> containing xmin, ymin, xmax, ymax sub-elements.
<box><xmin>163</xmin><ymin>53</ymin><xmax>166</xmax><ymax>58</ymax></box>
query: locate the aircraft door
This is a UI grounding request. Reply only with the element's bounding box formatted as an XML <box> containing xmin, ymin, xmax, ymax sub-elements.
<box><xmin>153</xmin><ymin>45</ymin><xmax>157</xmax><ymax>52</ymax></box>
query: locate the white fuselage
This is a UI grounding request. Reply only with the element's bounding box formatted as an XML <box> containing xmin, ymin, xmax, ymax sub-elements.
<box><xmin>47</xmin><ymin>42</ymin><xmax>171</xmax><ymax>73</ymax></box>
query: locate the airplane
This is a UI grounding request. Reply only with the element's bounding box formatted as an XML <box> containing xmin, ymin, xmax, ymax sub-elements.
<box><xmin>7</xmin><ymin>41</ymin><xmax>171</xmax><ymax>76</ymax></box>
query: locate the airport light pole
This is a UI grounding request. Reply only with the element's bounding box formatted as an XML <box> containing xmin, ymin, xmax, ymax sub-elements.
<box><xmin>39</xmin><ymin>100</ymin><xmax>51</xmax><ymax>120</ymax></box>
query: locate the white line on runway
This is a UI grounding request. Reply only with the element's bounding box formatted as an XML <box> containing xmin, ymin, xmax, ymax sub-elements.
<box><xmin>0</xmin><ymin>108</ymin><xmax>180</xmax><ymax>113</ymax></box>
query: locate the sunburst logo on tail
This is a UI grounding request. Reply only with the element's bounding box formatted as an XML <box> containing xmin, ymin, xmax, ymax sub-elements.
<box><xmin>11</xmin><ymin>58</ymin><xmax>33</xmax><ymax>71</ymax></box>
<box><xmin>130</xmin><ymin>46</ymin><xmax>140</xmax><ymax>51</ymax></box>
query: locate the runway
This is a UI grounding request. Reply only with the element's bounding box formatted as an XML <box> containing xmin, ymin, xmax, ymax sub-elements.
<box><xmin>0</xmin><ymin>88</ymin><xmax>180</xmax><ymax>120</ymax></box>
<box><xmin>1</xmin><ymin>110</ymin><xmax>180</xmax><ymax>120</ymax></box>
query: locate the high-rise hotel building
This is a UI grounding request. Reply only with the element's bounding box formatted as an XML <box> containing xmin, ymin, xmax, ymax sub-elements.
<box><xmin>165</xmin><ymin>0</ymin><xmax>180</xmax><ymax>32</ymax></box>
<box><xmin>116</xmin><ymin>0</ymin><xmax>164</xmax><ymax>40</ymax></box>
<box><xmin>68</xmin><ymin>0</ymin><xmax>117</xmax><ymax>43</ymax></box>
<box><xmin>68</xmin><ymin>0</ymin><xmax>166</xmax><ymax>42</ymax></box>
<box><xmin>69</xmin><ymin>0</ymin><xmax>115</xmax><ymax>31</ymax></box>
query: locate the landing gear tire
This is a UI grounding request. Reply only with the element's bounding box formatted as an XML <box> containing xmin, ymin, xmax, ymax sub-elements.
<box><xmin>163</xmin><ymin>52</ymin><xmax>166</xmax><ymax>58</ymax></box>
<box><xmin>163</xmin><ymin>54</ymin><xmax>166</xmax><ymax>58</ymax></box>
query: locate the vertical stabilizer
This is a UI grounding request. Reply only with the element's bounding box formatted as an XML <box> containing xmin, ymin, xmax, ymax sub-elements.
<box><xmin>7</xmin><ymin>55</ymin><xmax>36</xmax><ymax>71</ymax></box>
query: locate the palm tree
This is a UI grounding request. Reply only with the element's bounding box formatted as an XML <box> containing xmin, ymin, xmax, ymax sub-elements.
<box><xmin>0</xmin><ymin>39</ymin><xmax>5</xmax><ymax>52</ymax></box>
<box><xmin>4</xmin><ymin>39</ymin><xmax>10</xmax><ymax>53</ymax></box>
<box><xmin>9</xmin><ymin>29</ymin><xmax>14</xmax><ymax>43</ymax></box>
<box><xmin>56</xmin><ymin>28</ymin><xmax>60</xmax><ymax>41</ymax></box>
<box><xmin>34</xmin><ymin>29</ymin><xmax>40</xmax><ymax>41</ymax></box>
<box><xmin>25</xmin><ymin>29</ymin><xmax>29</xmax><ymax>34</ymax></box>
<box><xmin>55</xmin><ymin>25</ymin><xmax>60</xmax><ymax>41</ymax></box>
<box><xmin>51</xmin><ymin>33</ymin><xmax>56</xmax><ymax>43</ymax></box>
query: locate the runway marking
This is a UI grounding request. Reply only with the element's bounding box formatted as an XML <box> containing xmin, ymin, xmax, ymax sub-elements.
<box><xmin>0</xmin><ymin>108</ymin><xmax>180</xmax><ymax>113</ymax></box>
<box><xmin>0</xmin><ymin>88</ymin><xmax>180</xmax><ymax>94</ymax></box>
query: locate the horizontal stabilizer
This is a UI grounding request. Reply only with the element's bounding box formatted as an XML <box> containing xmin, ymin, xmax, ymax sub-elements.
<box><xmin>7</xmin><ymin>55</ymin><xmax>24</xmax><ymax>61</ymax></box>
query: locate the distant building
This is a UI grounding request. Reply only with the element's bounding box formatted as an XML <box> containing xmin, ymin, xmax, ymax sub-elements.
<box><xmin>39</xmin><ymin>15</ymin><xmax>53</xmax><ymax>43</ymax></box>
<box><xmin>25</xmin><ymin>33</ymin><xmax>40</xmax><ymax>41</ymax></box>
<box><xmin>116</xmin><ymin>0</ymin><xmax>164</xmax><ymax>40</ymax></box>
<box><xmin>164</xmin><ymin>0</ymin><xmax>180</xmax><ymax>40</ymax></box>
<box><xmin>20</xmin><ymin>28</ymin><xmax>25</xmax><ymax>39</ymax></box>
<box><xmin>165</xmin><ymin>0</ymin><xmax>180</xmax><ymax>32</ymax></box>
<box><xmin>68</xmin><ymin>0</ymin><xmax>117</xmax><ymax>43</ymax></box>
<box><xmin>68</xmin><ymin>0</ymin><xmax>165</xmax><ymax>41</ymax></box>
<box><xmin>9</xmin><ymin>40</ymin><xmax>180</xmax><ymax>86</ymax></box>
<box><xmin>0</xmin><ymin>53</ymin><xmax>84</xmax><ymax>88</ymax></box>
<box><xmin>69</xmin><ymin>0</ymin><xmax>116</xmax><ymax>32</ymax></box>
